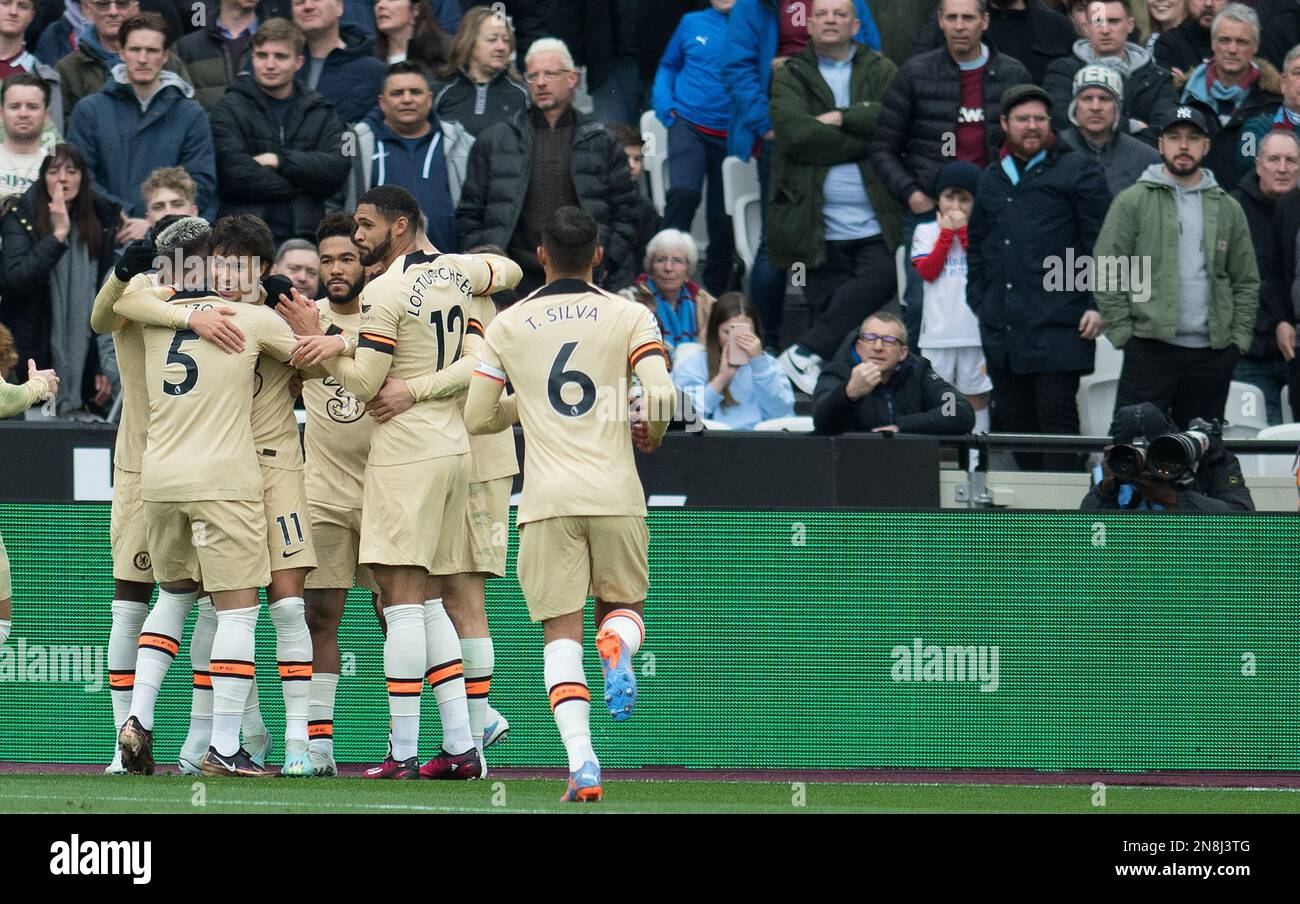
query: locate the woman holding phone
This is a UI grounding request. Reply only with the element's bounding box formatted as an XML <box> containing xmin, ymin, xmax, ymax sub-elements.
<box><xmin>672</xmin><ymin>292</ymin><xmax>794</xmax><ymax>430</ymax></box>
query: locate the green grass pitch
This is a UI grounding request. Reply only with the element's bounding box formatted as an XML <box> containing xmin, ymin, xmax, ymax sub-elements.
<box><xmin>3</xmin><ymin>774</ymin><xmax>1299</xmax><ymax>814</ymax></box>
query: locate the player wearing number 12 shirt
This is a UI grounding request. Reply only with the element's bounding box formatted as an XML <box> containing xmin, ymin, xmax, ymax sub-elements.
<box><xmin>465</xmin><ymin>207</ymin><xmax>675</xmax><ymax>802</ymax></box>
<box><xmin>291</xmin><ymin>186</ymin><xmax>522</xmax><ymax>779</ymax></box>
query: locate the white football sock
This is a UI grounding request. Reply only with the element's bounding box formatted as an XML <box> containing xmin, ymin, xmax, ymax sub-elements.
<box><xmin>461</xmin><ymin>636</ymin><xmax>493</xmax><ymax>753</ymax></box>
<box><xmin>211</xmin><ymin>605</ymin><xmax>259</xmax><ymax>757</ymax></box>
<box><xmin>242</xmin><ymin>671</ymin><xmax>267</xmax><ymax>743</ymax></box>
<box><xmin>599</xmin><ymin>608</ymin><xmax>644</xmax><ymax>657</ymax></box>
<box><xmin>129</xmin><ymin>588</ymin><xmax>197</xmax><ymax>730</ymax></box>
<box><xmin>0</xmin><ymin>618</ymin><xmax>10</xmax><ymax>647</ymax></box>
<box><xmin>383</xmin><ymin>604</ymin><xmax>426</xmax><ymax>761</ymax></box>
<box><xmin>180</xmin><ymin>595</ymin><xmax>216</xmax><ymax>757</ymax></box>
<box><xmin>108</xmin><ymin>600</ymin><xmax>148</xmax><ymax>731</ymax></box>
<box><xmin>269</xmin><ymin>596</ymin><xmax>313</xmax><ymax>744</ymax></box>
<box><xmin>423</xmin><ymin>600</ymin><xmax>473</xmax><ymax>755</ymax></box>
<box><xmin>309</xmin><ymin>672</ymin><xmax>339</xmax><ymax>757</ymax></box>
<box><xmin>544</xmin><ymin>639</ymin><xmax>596</xmax><ymax>772</ymax></box>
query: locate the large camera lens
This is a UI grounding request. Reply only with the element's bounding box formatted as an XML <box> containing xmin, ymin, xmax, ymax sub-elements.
<box><xmin>1106</xmin><ymin>443</ymin><xmax>1146</xmax><ymax>478</ymax></box>
<box><xmin>1148</xmin><ymin>430</ymin><xmax>1209</xmax><ymax>480</ymax></box>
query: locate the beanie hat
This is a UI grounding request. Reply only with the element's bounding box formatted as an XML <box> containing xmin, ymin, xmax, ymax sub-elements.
<box><xmin>1068</xmin><ymin>64</ymin><xmax>1124</xmax><ymax>131</ymax></box>
<box><xmin>933</xmin><ymin>160</ymin><xmax>982</xmax><ymax>198</ymax></box>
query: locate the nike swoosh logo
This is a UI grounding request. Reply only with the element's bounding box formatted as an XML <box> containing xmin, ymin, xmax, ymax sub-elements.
<box><xmin>282</xmin><ymin>549</ymin><xmax>304</xmax><ymax>559</ymax></box>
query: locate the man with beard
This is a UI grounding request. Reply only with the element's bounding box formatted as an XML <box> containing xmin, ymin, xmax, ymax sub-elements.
<box><xmin>290</xmin><ymin>186</ymin><xmax>521</xmax><ymax>779</ymax></box>
<box><xmin>1155</xmin><ymin>0</ymin><xmax>1225</xmax><ymax>78</ymax></box>
<box><xmin>1094</xmin><ymin>105</ymin><xmax>1259</xmax><ymax>427</ymax></box>
<box><xmin>278</xmin><ymin>211</ymin><xmax>374</xmax><ymax>777</ymax></box>
<box><xmin>966</xmin><ymin>83</ymin><xmax>1111</xmax><ymax>471</ymax></box>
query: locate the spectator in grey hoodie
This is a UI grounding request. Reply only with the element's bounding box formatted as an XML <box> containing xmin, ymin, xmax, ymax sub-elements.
<box><xmin>1058</xmin><ymin>64</ymin><xmax>1160</xmax><ymax>195</ymax></box>
<box><xmin>1093</xmin><ymin>105</ymin><xmax>1260</xmax><ymax>428</ymax></box>
<box><xmin>1043</xmin><ymin>0</ymin><xmax>1178</xmax><ymax>145</ymax></box>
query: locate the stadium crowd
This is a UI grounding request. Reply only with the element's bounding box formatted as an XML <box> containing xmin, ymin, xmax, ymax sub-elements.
<box><xmin>1</xmin><ymin>0</ymin><xmax>1300</xmax><ymax>447</ymax></box>
<box><xmin>1</xmin><ymin>0</ymin><xmax>1295</xmax><ymax>797</ymax></box>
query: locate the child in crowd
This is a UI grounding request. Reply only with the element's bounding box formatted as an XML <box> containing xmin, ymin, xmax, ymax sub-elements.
<box><xmin>909</xmin><ymin>161</ymin><xmax>992</xmax><ymax>453</ymax></box>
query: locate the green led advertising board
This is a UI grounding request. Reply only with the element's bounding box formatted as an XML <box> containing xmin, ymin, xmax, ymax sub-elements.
<box><xmin>1</xmin><ymin>504</ymin><xmax>1297</xmax><ymax>769</ymax></box>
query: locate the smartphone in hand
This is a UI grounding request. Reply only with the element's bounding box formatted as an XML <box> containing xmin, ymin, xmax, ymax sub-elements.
<box><xmin>727</xmin><ymin>335</ymin><xmax>747</xmax><ymax>367</ymax></box>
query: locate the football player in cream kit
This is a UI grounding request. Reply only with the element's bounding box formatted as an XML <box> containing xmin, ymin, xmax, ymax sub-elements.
<box><xmin>291</xmin><ymin>186</ymin><xmax>522</xmax><ymax>779</ymax></box>
<box><xmin>466</xmin><ymin>207</ymin><xmax>675</xmax><ymax>802</ymax></box>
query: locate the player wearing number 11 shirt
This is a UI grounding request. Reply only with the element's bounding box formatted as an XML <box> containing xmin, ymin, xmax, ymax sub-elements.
<box><xmin>117</xmin><ymin>216</ymin><xmax>321</xmax><ymax>779</ymax></box>
<box><xmin>465</xmin><ymin>207</ymin><xmax>675</xmax><ymax>802</ymax></box>
<box><xmin>291</xmin><ymin>186</ymin><xmax>522</xmax><ymax>780</ymax></box>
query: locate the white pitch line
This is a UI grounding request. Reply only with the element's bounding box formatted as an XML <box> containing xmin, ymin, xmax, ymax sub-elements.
<box><xmin>0</xmin><ymin>793</ymin><xmax>555</xmax><ymax>814</ymax></box>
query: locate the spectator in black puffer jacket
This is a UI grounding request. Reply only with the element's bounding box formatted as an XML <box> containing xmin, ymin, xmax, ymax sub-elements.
<box><xmin>210</xmin><ymin>19</ymin><xmax>350</xmax><ymax>244</ymax></box>
<box><xmin>813</xmin><ymin>312</ymin><xmax>975</xmax><ymax>436</ymax></box>
<box><xmin>432</xmin><ymin>4</ymin><xmax>528</xmax><ymax>138</ymax></box>
<box><xmin>871</xmin><ymin>0</ymin><xmax>1030</xmax><ymax>344</ymax></box>
<box><xmin>913</xmin><ymin>0</ymin><xmax>1074</xmax><ymax>86</ymax></box>
<box><xmin>1154</xmin><ymin>0</ymin><xmax>1218</xmax><ymax>77</ymax></box>
<box><xmin>456</xmin><ymin>37</ymin><xmax>640</xmax><ymax>295</ymax></box>
<box><xmin>1229</xmin><ymin>129</ymin><xmax>1298</xmax><ymax>423</ymax></box>
<box><xmin>1259</xmin><ymin>0</ymin><xmax>1300</xmax><ymax>70</ymax></box>
<box><xmin>176</xmin><ymin>0</ymin><xmax>292</xmax><ymax>112</ymax></box>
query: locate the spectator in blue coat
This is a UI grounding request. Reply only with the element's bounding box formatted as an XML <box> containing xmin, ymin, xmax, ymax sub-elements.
<box><xmin>721</xmin><ymin>0</ymin><xmax>879</xmax><ymax>350</ymax></box>
<box><xmin>66</xmin><ymin>12</ymin><xmax>217</xmax><ymax>239</ymax></box>
<box><xmin>292</xmin><ymin>0</ymin><xmax>386</xmax><ymax>124</ymax></box>
<box><xmin>672</xmin><ymin>290</ymin><xmax>794</xmax><ymax>429</ymax></box>
<box><xmin>653</xmin><ymin>0</ymin><xmax>735</xmax><ymax>296</ymax></box>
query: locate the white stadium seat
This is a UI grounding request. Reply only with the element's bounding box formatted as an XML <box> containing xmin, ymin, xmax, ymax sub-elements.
<box><xmin>640</xmin><ymin>109</ymin><xmax>669</xmax><ymax>213</ymax></box>
<box><xmin>700</xmin><ymin>418</ymin><xmax>732</xmax><ymax>430</ymax></box>
<box><xmin>1076</xmin><ymin>375</ymin><xmax>1118</xmax><ymax>437</ymax></box>
<box><xmin>1093</xmin><ymin>334</ymin><xmax>1123</xmax><ymax>380</ymax></box>
<box><xmin>1221</xmin><ymin>381</ymin><xmax>1268</xmax><ymax>439</ymax></box>
<box><xmin>731</xmin><ymin>191</ymin><xmax>762</xmax><ymax>271</ymax></box>
<box><xmin>722</xmin><ymin>157</ymin><xmax>759</xmax><ymax>215</ymax></box>
<box><xmin>753</xmin><ymin>416</ymin><xmax>814</xmax><ymax>432</ymax></box>
<box><xmin>895</xmin><ymin>245</ymin><xmax>906</xmax><ymax>307</ymax></box>
<box><xmin>1241</xmin><ymin>423</ymin><xmax>1300</xmax><ymax>477</ymax></box>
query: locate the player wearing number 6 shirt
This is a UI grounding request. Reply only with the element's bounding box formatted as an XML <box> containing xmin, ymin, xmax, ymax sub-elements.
<box><xmin>465</xmin><ymin>207</ymin><xmax>675</xmax><ymax>802</ymax></box>
<box><xmin>291</xmin><ymin>186</ymin><xmax>522</xmax><ymax>780</ymax></box>
<box><xmin>0</xmin><ymin>356</ymin><xmax>58</xmax><ymax>653</ymax></box>
<box><xmin>116</xmin><ymin>215</ymin><xmax>326</xmax><ymax>779</ymax></box>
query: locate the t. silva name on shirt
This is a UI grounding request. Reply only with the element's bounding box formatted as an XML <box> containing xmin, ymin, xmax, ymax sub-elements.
<box><xmin>523</xmin><ymin>303</ymin><xmax>600</xmax><ymax>330</ymax></box>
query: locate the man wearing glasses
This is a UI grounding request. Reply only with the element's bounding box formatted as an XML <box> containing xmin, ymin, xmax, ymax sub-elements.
<box><xmin>812</xmin><ymin>312</ymin><xmax>974</xmax><ymax>435</ymax></box>
<box><xmin>54</xmin><ymin>0</ymin><xmax>186</xmax><ymax>114</ymax></box>
<box><xmin>457</xmin><ymin>37</ymin><xmax>641</xmax><ymax>297</ymax></box>
<box><xmin>966</xmin><ymin>83</ymin><xmax>1111</xmax><ymax>471</ymax></box>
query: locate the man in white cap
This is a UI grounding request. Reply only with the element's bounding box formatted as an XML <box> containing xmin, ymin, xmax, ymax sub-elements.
<box><xmin>1058</xmin><ymin>63</ymin><xmax>1161</xmax><ymax>194</ymax></box>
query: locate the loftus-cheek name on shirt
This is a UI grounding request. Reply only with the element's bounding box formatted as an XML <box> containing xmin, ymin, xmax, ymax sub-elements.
<box><xmin>404</xmin><ymin>266</ymin><xmax>473</xmax><ymax>317</ymax></box>
<box><xmin>524</xmin><ymin>304</ymin><xmax>600</xmax><ymax>331</ymax></box>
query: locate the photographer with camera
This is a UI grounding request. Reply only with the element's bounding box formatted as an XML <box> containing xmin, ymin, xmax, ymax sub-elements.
<box><xmin>1081</xmin><ymin>402</ymin><xmax>1255</xmax><ymax>511</ymax></box>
